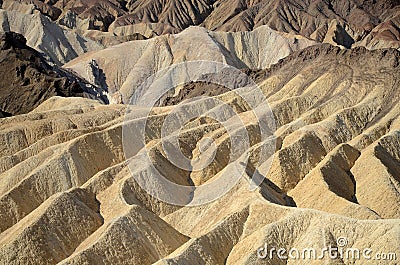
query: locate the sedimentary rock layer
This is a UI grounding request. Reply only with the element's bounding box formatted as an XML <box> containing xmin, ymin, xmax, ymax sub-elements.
<box><xmin>3</xmin><ymin>0</ymin><xmax>399</xmax><ymax>49</ymax></box>
<box><xmin>0</xmin><ymin>43</ymin><xmax>399</xmax><ymax>264</ymax></box>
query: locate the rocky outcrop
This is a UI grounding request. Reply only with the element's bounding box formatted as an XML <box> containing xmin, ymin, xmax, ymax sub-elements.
<box><xmin>0</xmin><ymin>9</ymin><xmax>104</xmax><ymax>65</ymax></box>
<box><xmin>64</xmin><ymin>26</ymin><xmax>317</xmax><ymax>103</ymax></box>
<box><xmin>0</xmin><ymin>110</ymin><xmax>11</xmax><ymax>118</ymax></box>
<box><xmin>354</xmin><ymin>14</ymin><xmax>400</xmax><ymax>50</ymax></box>
<box><xmin>2</xmin><ymin>0</ymin><xmax>62</xmax><ymax>20</ymax></box>
<box><xmin>0</xmin><ymin>31</ymin><xmax>108</xmax><ymax>115</ymax></box>
<box><xmin>3</xmin><ymin>0</ymin><xmax>399</xmax><ymax>49</ymax></box>
<box><xmin>0</xmin><ymin>31</ymin><xmax>83</xmax><ymax>115</ymax></box>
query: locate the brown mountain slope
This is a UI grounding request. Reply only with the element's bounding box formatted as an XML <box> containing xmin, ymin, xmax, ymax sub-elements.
<box><xmin>0</xmin><ymin>31</ymin><xmax>84</xmax><ymax>115</ymax></box>
<box><xmin>0</xmin><ymin>31</ymin><xmax>107</xmax><ymax>116</ymax></box>
<box><xmin>4</xmin><ymin>0</ymin><xmax>399</xmax><ymax>49</ymax></box>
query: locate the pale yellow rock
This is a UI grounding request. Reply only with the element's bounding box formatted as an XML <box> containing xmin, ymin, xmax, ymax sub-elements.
<box><xmin>1</xmin><ymin>42</ymin><xmax>400</xmax><ymax>264</ymax></box>
<box><xmin>64</xmin><ymin>26</ymin><xmax>317</xmax><ymax>102</ymax></box>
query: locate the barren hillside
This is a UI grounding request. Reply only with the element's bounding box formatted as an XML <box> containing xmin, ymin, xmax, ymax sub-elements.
<box><xmin>2</xmin><ymin>0</ymin><xmax>400</xmax><ymax>49</ymax></box>
<box><xmin>0</xmin><ymin>42</ymin><xmax>399</xmax><ymax>264</ymax></box>
<box><xmin>0</xmin><ymin>1</ymin><xmax>399</xmax><ymax>264</ymax></box>
<box><xmin>63</xmin><ymin>25</ymin><xmax>317</xmax><ymax>103</ymax></box>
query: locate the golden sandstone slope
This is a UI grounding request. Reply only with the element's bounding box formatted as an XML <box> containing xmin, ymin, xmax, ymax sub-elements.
<box><xmin>0</xmin><ymin>43</ymin><xmax>399</xmax><ymax>264</ymax></box>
